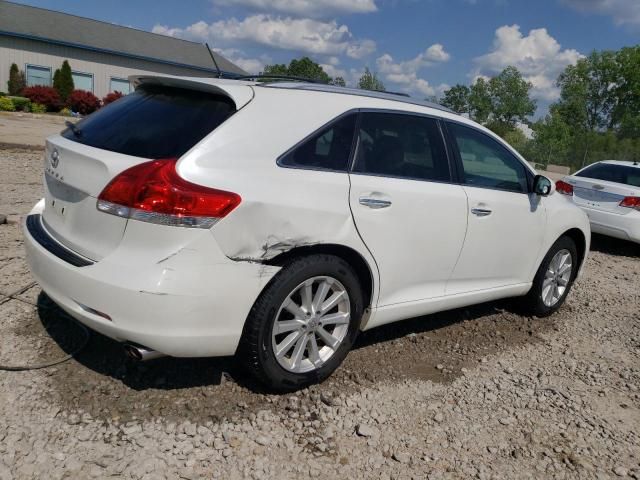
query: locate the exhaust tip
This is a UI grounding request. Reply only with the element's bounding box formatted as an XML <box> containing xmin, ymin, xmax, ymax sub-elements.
<box><xmin>124</xmin><ymin>344</ymin><xmax>164</xmax><ymax>362</ymax></box>
<box><xmin>124</xmin><ymin>344</ymin><xmax>143</xmax><ymax>361</ymax></box>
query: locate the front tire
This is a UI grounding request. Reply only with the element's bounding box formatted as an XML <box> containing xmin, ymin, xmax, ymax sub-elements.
<box><xmin>521</xmin><ymin>236</ymin><xmax>578</xmax><ymax>317</ymax></box>
<box><xmin>238</xmin><ymin>254</ymin><xmax>364</xmax><ymax>392</ymax></box>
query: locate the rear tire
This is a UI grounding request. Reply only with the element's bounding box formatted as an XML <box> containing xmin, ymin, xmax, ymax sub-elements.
<box><xmin>521</xmin><ymin>236</ymin><xmax>578</xmax><ymax>317</ymax></box>
<box><xmin>238</xmin><ymin>254</ymin><xmax>363</xmax><ymax>392</ymax></box>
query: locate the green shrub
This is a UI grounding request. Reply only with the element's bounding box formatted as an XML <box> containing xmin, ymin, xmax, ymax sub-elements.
<box><xmin>9</xmin><ymin>96</ymin><xmax>31</xmax><ymax>111</ymax></box>
<box><xmin>0</xmin><ymin>91</ymin><xmax>6</xmax><ymax>97</ymax></box>
<box><xmin>31</xmin><ymin>103</ymin><xmax>46</xmax><ymax>114</ymax></box>
<box><xmin>0</xmin><ymin>97</ymin><xmax>15</xmax><ymax>111</ymax></box>
<box><xmin>7</xmin><ymin>63</ymin><xmax>26</xmax><ymax>95</ymax></box>
<box><xmin>53</xmin><ymin>60</ymin><xmax>74</xmax><ymax>101</ymax></box>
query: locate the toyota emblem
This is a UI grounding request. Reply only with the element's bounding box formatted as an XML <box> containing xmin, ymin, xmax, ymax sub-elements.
<box><xmin>50</xmin><ymin>149</ymin><xmax>60</xmax><ymax>168</ymax></box>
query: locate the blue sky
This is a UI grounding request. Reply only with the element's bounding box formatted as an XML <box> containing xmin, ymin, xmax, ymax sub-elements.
<box><xmin>13</xmin><ymin>0</ymin><xmax>640</xmax><ymax>114</ymax></box>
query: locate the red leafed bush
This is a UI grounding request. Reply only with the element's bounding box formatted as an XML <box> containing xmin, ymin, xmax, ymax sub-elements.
<box><xmin>102</xmin><ymin>91</ymin><xmax>124</xmax><ymax>106</ymax></box>
<box><xmin>21</xmin><ymin>86</ymin><xmax>60</xmax><ymax>111</ymax></box>
<box><xmin>66</xmin><ymin>90</ymin><xmax>101</xmax><ymax>115</ymax></box>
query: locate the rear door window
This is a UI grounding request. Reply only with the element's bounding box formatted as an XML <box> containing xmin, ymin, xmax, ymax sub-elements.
<box><xmin>279</xmin><ymin>113</ymin><xmax>357</xmax><ymax>171</ymax></box>
<box><xmin>353</xmin><ymin>112</ymin><xmax>451</xmax><ymax>182</ymax></box>
<box><xmin>62</xmin><ymin>84</ymin><xmax>236</xmax><ymax>159</ymax></box>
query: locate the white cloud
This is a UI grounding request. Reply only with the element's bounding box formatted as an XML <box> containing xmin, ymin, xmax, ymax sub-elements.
<box><xmin>374</xmin><ymin>44</ymin><xmax>450</xmax><ymax>96</ymax></box>
<box><xmin>326</xmin><ymin>56</ymin><xmax>341</xmax><ymax>66</ymax></box>
<box><xmin>211</xmin><ymin>47</ymin><xmax>267</xmax><ymax>73</ymax></box>
<box><xmin>212</xmin><ymin>0</ymin><xmax>378</xmax><ymax>18</ymax></box>
<box><xmin>424</xmin><ymin>44</ymin><xmax>451</xmax><ymax>62</ymax></box>
<box><xmin>561</xmin><ymin>0</ymin><xmax>640</xmax><ymax>27</ymax></box>
<box><xmin>320</xmin><ymin>63</ymin><xmax>347</xmax><ymax>80</ymax></box>
<box><xmin>152</xmin><ymin>15</ymin><xmax>376</xmax><ymax>59</ymax></box>
<box><xmin>473</xmin><ymin>25</ymin><xmax>583</xmax><ymax>101</ymax></box>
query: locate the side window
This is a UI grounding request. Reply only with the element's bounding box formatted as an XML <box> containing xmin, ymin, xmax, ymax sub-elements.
<box><xmin>280</xmin><ymin>113</ymin><xmax>357</xmax><ymax>171</ymax></box>
<box><xmin>353</xmin><ymin>112</ymin><xmax>450</xmax><ymax>182</ymax></box>
<box><xmin>448</xmin><ymin>122</ymin><xmax>529</xmax><ymax>193</ymax></box>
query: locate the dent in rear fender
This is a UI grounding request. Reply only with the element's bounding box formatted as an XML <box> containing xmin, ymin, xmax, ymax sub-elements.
<box><xmin>211</xmin><ymin>200</ymin><xmax>361</xmax><ymax>262</ymax></box>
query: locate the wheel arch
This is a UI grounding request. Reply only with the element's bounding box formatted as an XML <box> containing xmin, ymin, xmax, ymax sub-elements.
<box><xmin>265</xmin><ymin>243</ymin><xmax>376</xmax><ymax>311</ymax></box>
<box><xmin>560</xmin><ymin>227</ymin><xmax>588</xmax><ymax>275</ymax></box>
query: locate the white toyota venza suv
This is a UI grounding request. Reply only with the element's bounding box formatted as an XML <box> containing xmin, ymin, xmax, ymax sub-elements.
<box><xmin>24</xmin><ymin>75</ymin><xmax>590</xmax><ymax>391</ymax></box>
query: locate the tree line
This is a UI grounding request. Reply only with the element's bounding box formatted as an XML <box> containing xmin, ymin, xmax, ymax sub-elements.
<box><xmin>262</xmin><ymin>57</ymin><xmax>386</xmax><ymax>91</ymax></box>
<box><xmin>438</xmin><ymin>46</ymin><xmax>640</xmax><ymax>170</ymax></box>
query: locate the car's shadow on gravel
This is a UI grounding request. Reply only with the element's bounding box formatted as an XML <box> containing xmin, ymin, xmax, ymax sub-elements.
<box><xmin>343</xmin><ymin>297</ymin><xmax>556</xmax><ymax>384</ymax></box>
<box><xmin>36</xmin><ymin>289</ymin><xmax>554</xmax><ymax>404</ymax></box>
<box><xmin>590</xmin><ymin>233</ymin><xmax>639</xmax><ymax>257</ymax></box>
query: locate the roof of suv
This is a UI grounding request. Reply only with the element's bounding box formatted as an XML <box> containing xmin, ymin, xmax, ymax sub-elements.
<box><xmin>260</xmin><ymin>82</ymin><xmax>454</xmax><ymax>114</ymax></box>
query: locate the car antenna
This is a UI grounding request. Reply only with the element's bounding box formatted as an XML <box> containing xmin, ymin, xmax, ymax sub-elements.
<box><xmin>205</xmin><ymin>43</ymin><xmax>222</xmax><ymax>78</ymax></box>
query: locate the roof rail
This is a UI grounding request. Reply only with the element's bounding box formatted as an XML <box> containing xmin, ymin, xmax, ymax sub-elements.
<box><xmin>259</xmin><ymin>82</ymin><xmax>454</xmax><ymax>114</ymax></box>
<box><xmin>384</xmin><ymin>91</ymin><xmax>411</xmax><ymax>98</ymax></box>
<box><xmin>235</xmin><ymin>74</ymin><xmax>325</xmax><ymax>84</ymax></box>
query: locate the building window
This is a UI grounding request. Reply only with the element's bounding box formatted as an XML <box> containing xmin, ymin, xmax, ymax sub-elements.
<box><xmin>72</xmin><ymin>71</ymin><xmax>94</xmax><ymax>92</ymax></box>
<box><xmin>26</xmin><ymin>65</ymin><xmax>51</xmax><ymax>87</ymax></box>
<box><xmin>110</xmin><ymin>77</ymin><xmax>131</xmax><ymax>94</ymax></box>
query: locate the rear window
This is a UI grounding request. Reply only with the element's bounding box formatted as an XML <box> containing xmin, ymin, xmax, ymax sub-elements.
<box><xmin>62</xmin><ymin>84</ymin><xmax>235</xmax><ymax>158</ymax></box>
<box><xmin>577</xmin><ymin>163</ymin><xmax>640</xmax><ymax>187</ymax></box>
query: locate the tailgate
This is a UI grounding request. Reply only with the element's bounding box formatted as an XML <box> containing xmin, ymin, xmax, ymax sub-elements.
<box><xmin>42</xmin><ymin>138</ymin><xmax>143</xmax><ymax>260</ymax></box>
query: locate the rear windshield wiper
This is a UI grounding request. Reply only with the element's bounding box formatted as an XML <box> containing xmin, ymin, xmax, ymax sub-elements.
<box><xmin>65</xmin><ymin>120</ymin><xmax>82</xmax><ymax>138</ymax></box>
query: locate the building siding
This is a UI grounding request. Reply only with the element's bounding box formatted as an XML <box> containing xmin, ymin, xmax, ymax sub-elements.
<box><xmin>1</xmin><ymin>36</ymin><xmax>220</xmax><ymax>98</ymax></box>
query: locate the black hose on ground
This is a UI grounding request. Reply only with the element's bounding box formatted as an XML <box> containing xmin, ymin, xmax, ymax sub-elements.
<box><xmin>0</xmin><ymin>282</ymin><xmax>90</xmax><ymax>371</ymax></box>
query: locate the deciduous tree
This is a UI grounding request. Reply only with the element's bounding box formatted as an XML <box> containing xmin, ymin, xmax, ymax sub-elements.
<box><xmin>357</xmin><ymin>67</ymin><xmax>385</xmax><ymax>92</ymax></box>
<box><xmin>440</xmin><ymin>84</ymin><xmax>470</xmax><ymax>114</ymax></box>
<box><xmin>263</xmin><ymin>57</ymin><xmax>332</xmax><ymax>84</ymax></box>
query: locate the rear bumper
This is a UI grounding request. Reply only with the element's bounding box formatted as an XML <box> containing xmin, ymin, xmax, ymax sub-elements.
<box><xmin>23</xmin><ymin>203</ymin><xmax>280</xmax><ymax>357</ymax></box>
<box><xmin>579</xmin><ymin>205</ymin><xmax>640</xmax><ymax>243</ymax></box>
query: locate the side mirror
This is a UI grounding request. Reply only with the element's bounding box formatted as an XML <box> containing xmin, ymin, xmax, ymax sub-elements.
<box><xmin>533</xmin><ymin>175</ymin><xmax>553</xmax><ymax>196</ymax></box>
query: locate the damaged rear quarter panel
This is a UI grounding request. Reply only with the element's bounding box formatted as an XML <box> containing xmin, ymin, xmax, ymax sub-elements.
<box><xmin>177</xmin><ymin>87</ymin><xmax>379</xmax><ymax>299</ymax></box>
<box><xmin>211</xmin><ymin>168</ymin><xmax>364</xmax><ymax>262</ymax></box>
<box><xmin>177</xmin><ymin>89</ymin><xmax>374</xmax><ymax>263</ymax></box>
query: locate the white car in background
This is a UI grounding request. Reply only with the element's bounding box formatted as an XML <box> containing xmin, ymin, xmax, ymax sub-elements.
<box><xmin>557</xmin><ymin>160</ymin><xmax>640</xmax><ymax>243</ymax></box>
<box><xmin>24</xmin><ymin>75</ymin><xmax>590</xmax><ymax>391</ymax></box>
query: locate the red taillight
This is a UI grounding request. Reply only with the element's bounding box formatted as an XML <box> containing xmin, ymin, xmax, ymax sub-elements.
<box><xmin>97</xmin><ymin>158</ymin><xmax>241</xmax><ymax>228</ymax></box>
<box><xmin>619</xmin><ymin>196</ymin><xmax>640</xmax><ymax>210</ymax></box>
<box><xmin>556</xmin><ymin>180</ymin><xmax>574</xmax><ymax>196</ymax></box>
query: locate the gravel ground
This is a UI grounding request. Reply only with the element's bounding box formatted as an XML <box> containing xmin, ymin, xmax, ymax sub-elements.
<box><xmin>1</xmin><ymin>145</ymin><xmax>639</xmax><ymax>479</ymax></box>
<box><xmin>0</xmin><ymin>112</ymin><xmax>72</xmax><ymax>148</ymax></box>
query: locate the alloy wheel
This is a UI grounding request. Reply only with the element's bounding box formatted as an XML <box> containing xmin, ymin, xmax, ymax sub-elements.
<box><xmin>271</xmin><ymin>276</ymin><xmax>351</xmax><ymax>373</ymax></box>
<box><xmin>542</xmin><ymin>249</ymin><xmax>573</xmax><ymax>307</ymax></box>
